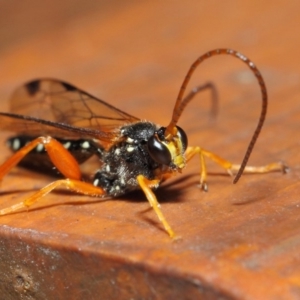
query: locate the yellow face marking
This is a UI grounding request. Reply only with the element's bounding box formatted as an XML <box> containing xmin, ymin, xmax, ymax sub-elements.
<box><xmin>163</xmin><ymin>134</ymin><xmax>186</xmax><ymax>169</ymax></box>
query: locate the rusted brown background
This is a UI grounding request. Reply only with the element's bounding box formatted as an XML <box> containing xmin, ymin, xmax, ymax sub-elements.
<box><xmin>0</xmin><ymin>1</ymin><xmax>300</xmax><ymax>299</ymax></box>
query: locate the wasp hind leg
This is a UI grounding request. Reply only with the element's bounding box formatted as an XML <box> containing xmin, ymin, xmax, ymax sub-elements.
<box><xmin>0</xmin><ymin>136</ymin><xmax>106</xmax><ymax>215</ymax></box>
<box><xmin>185</xmin><ymin>146</ymin><xmax>288</xmax><ymax>191</ymax></box>
<box><xmin>0</xmin><ymin>179</ymin><xmax>106</xmax><ymax>215</ymax></box>
<box><xmin>0</xmin><ymin>136</ymin><xmax>83</xmax><ymax>180</ymax></box>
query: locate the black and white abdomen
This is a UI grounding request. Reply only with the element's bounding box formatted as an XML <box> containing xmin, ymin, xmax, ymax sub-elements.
<box><xmin>6</xmin><ymin>135</ymin><xmax>100</xmax><ymax>175</ymax></box>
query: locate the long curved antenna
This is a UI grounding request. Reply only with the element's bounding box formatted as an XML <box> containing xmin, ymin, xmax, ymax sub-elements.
<box><xmin>164</xmin><ymin>49</ymin><xmax>268</xmax><ymax>184</ymax></box>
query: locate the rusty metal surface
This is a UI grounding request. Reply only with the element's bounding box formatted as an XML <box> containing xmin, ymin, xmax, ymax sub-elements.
<box><xmin>0</xmin><ymin>1</ymin><xmax>300</xmax><ymax>299</ymax></box>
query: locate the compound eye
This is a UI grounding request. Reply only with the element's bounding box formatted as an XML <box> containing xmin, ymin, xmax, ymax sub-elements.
<box><xmin>148</xmin><ymin>135</ymin><xmax>172</xmax><ymax>165</ymax></box>
<box><xmin>176</xmin><ymin>126</ymin><xmax>188</xmax><ymax>151</ymax></box>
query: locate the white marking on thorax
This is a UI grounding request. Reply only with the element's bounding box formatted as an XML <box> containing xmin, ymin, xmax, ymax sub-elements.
<box><xmin>93</xmin><ymin>178</ymin><xmax>99</xmax><ymax>186</ymax></box>
<box><xmin>126</xmin><ymin>137</ymin><xmax>134</xmax><ymax>143</ymax></box>
<box><xmin>127</xmin><ymin>146</ymin><xmax>135</xmax><ymax>152</ymax></box>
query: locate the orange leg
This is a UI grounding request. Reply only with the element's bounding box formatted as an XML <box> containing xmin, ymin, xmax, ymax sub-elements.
<box><xmin>185</xmin><ymin>146</ymin><xmax>287</xmax><ymax>191</ymax></box>
<box><xmin>137</xmin><ymin>175</ymin><xmax>177</xmax><ymax>239</ymax></box>
<box><xmin>0</xmin><ymin>136</ymin><xmax>106</xmax><ymax>215</ymax></box>
<box><xmin>0</xmin><ymin>136</ymin><xmax>82</xmax><ymax>181</ymax></box>
<box><xmin>0</xmin><ymin>179</ymin><xmax>106</xmax><ymax>215</ymax></box>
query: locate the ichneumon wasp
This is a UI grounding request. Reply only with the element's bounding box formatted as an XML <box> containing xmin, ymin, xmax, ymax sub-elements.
<box><xmin>0</xmin><ymin>49</ymin><xmax>287</xmax><ymax>238</ymax></box>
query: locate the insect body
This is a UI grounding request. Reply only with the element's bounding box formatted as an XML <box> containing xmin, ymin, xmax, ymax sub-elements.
<box><xmin>0</xmin><ymin>49</ymin><xmax>286</xmax><ymax>238</ymax></box>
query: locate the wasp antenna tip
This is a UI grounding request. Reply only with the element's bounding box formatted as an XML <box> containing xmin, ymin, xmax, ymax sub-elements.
<box><xmin>233</xmin><ymin>175</ymin><xmax>240</xmax><ymax>184</ymax></box>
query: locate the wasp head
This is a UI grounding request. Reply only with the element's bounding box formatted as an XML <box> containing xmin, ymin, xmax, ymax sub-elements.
<box><xmin>147</xmin><ymin>126</ymin><xmax>188</xmax><ymax>170</ymax></box>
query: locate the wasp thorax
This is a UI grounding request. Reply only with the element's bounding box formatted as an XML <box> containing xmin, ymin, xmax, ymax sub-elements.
<box><xmin>147</xmin><ymin>126</ymin><xmax>188</xmax><ymax>168</ymax></box>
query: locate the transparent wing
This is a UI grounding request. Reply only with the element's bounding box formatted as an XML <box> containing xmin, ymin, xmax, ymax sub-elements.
<box><xmin>0</xmin><ymin>79</ymin><xmax>140</xmax><ymax>144</ymax></box>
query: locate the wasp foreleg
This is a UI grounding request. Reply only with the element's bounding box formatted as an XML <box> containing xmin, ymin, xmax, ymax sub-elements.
<box><xmin>185</xmin><ymin>146</ymin><xmax>287</xmax><ymax>191</ymax></box>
